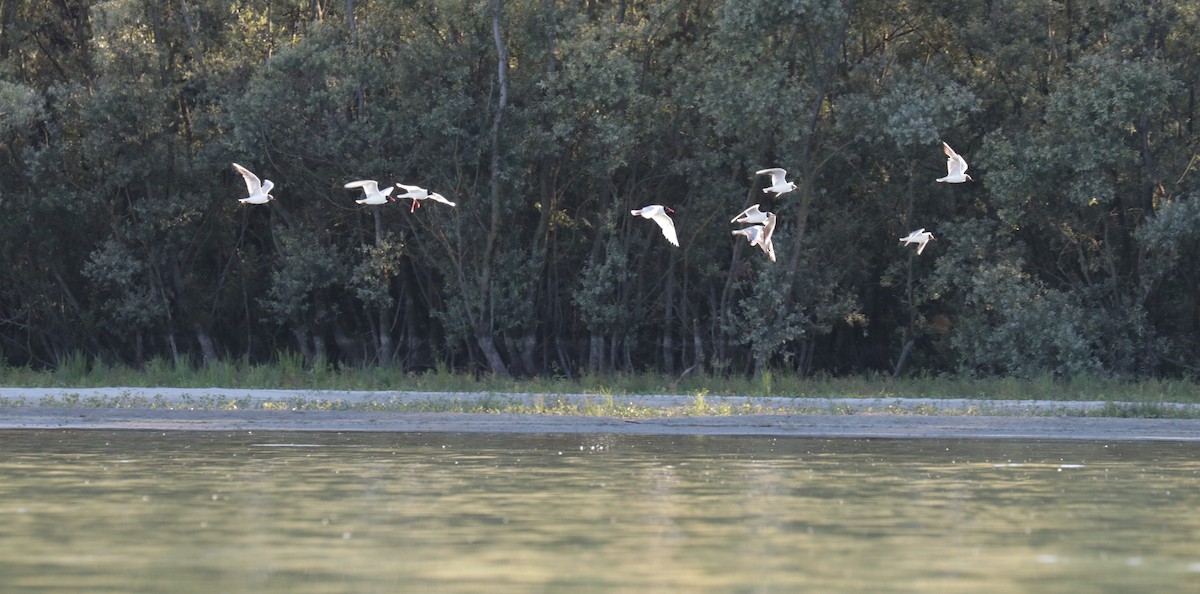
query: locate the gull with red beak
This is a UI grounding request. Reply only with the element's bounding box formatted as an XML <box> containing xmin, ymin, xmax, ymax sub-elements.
<box><xmin>630</xmin><ymin>204</ymin><xmax>679</xmax><ymax>247</ymax></box>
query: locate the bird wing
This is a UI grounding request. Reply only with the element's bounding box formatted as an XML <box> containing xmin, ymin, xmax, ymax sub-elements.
<box><xmin>731</xmin><ymin>204</ymin><xmax>763</xmax><ymax>224</ymax></box>
<box><xmin>260</xmin><ymin>179</ymin><xmax>274</xmax><ymax>195</ymax></box>
<box><xmin>943</xmin><ymin>143</ymin><xmax>968</xmax><ymax>176</ymax></box>
<box><xmin>762</xmin><ymin>213</ymin><xmax>777</xmax><ymax>243</ymax></box>
<box><xmin>232</xmin><ymin>163</ymin><xmax>261</xmax><ymax>195</ymax></box>
<box><xmin>395</xmin><ymin>183</ymin><xmax>425</xmax><ymax>193</ymax></box>
<box><xmin>650</xmin><ymin>211</ymin><xmax>679</xmax><ymax>246</ymax></box>
<box><xmin>901</xmin><ymin>228</ymin><xmax>925</xmax><ymax>242</ymax></box>
<box><xmin>734</xmin><ymin>224</ymin><xmax>762</xmax><ymax>244</ymax></box>
<box><xmin>916</xmin><ymin>238</ymin><xmax>928</xmax><ymax>255</ymax></box>
<box><xmin>756</xmin><ymin>168</ymin><xmax>787</xmax><ymax>186</ymax></box>
<box><xmin>428</xmin><ymin>192</ymin><xmax>456</xmax><ymax>206</ymax></box>
<box><xmin>764</xmin><ymin>237</ymin><xmax>776</xmax><ymax>262</ymax></box>
<box><xmin>344</xmin><ymin>180</ymin><xmax>380</xmax><ymax>194</ymax></box>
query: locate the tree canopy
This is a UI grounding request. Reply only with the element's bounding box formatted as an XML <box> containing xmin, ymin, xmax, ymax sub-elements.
<box><xmin>1</xmin><ymin>0</ymin><xmax>1198</xmax><ymax>379</ymax></box>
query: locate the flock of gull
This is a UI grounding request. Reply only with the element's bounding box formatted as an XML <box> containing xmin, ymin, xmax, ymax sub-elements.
<box><xmin>231</xmin><ymin>141</ymin><xmax>971</xmax><ymax>261</ymax></box>
<box><xmin>629</xmin><ymin>142</ymin><xmax>971</xmax><ymax>261</ymax></box>
<box><xmin>231</xmin><ymin>163</ymin><xmax>456</xmax><ymax>214</ymax></box>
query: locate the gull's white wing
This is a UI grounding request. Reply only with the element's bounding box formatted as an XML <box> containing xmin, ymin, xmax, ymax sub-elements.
<box><xmin>651</xmin><ymin>211</ymin><xmax>679</xmax><ymax>247</ymax></box>
<box><xmin>260</xmin><ymin>179</ymin><xmax>274</xmax><ymax>194</ymax></box>
<box><xmin>756</xmin><ymin>168</ymin><xmax>787</xmax><ymax>186</ymax></box>
<box><xmin>943</xmin><ymin>143</ymin><xmax>968</xmax><ymax>176</ymax></box>
<box><xmin>428</xmin><ymin>192</ymin><xmax>456</xmax><ymax>207</ymax></box>
<box><xmin>733</xmin><ymin>224</ymin><xmax>763</xmax><ymax>244</ymax></box>
<box><xmin>232</xmin><ymin>163</ymin><xmax>261</xmax><ymax>195</ymax></box>
<box><xmin>762</xmin><ymin>212</ymin><xmax>777</xmax><ymax>244</ymax></box>
<box><xmin>345</xmin><ymin>180</ymin><xmax>380</xmax><ymax>194</ymax></box>
<box><xmin>395</xmin><ymin>183</ymin><xmax>425</xmax><ymax>193</ymax></box>
<box><xmin>916</xmin><ymin>238</ymin><xmax>928</xmax><ymax>255</ymax></box>
<box><xmin>731</xmin><ymin>204</ymin><xmax>764</xmax><ymax>224</ymax></box>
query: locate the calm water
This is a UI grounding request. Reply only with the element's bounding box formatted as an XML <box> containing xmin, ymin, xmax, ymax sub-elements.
<box><xmin>0</xmin><ymin>430</ymin><xmax>1197</xmax><ymax>593</ymax></box>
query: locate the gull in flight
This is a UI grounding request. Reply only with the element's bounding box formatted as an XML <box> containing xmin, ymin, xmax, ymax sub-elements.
<box><xmin>731</xmin><ymin>203</ymin><xmax>770</xmax><ymax>225</ymax></box>
<box><xmin>900</xmin><ymin>228</ymin><xmax>935</xmax><ymax>255</ymax></box>
<box><xmin>344</xmin><ymin>180</ymin><xmax>394</xmax><ymax>205</ymax></box>
<box><xmin>756</xmin><ymin>168</ymin><xmax>797</xmax><ymax>196</ymax></box>
<box><xmin>395</xmin><ymin>183</ymin><xmax>456</xmax><ymax>213</ymax></box>
<box><xmin>732</xmin><ymin>212</ymin><xmax>777</xmax><ymax>262</ymax></box>
<box><xmin>630</xmin><ymin>205</ymin><xmax>679</xmax><ymax>247</ymax></box>
<box><xmin>232</xmin><ymin>163</ymin><xmax>274</xmax><ymax>205</ymax></box>
<box><xmin>936</xmin><ymin>142</ymin><xmax>973</xmax><ymax>183</ymax></box>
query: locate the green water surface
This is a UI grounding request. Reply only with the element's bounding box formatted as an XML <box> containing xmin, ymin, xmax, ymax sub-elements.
<box><xmin>0</xmin><ymin>430</ymin><xmax>1197</xmax><ymax>592</ymax></box>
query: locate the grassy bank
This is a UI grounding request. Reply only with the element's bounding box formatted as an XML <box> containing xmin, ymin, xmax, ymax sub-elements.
<box><xmin>3</xmin><ymin>354</ymin><xmax>1199</xmax><ymax>405</ymax></box>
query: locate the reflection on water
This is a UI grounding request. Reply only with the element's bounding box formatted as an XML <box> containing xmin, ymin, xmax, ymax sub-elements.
<box><xmin>0</xmin><ymin>430</ymin><xmax>1198</xmax><ymax>592</ymax></box>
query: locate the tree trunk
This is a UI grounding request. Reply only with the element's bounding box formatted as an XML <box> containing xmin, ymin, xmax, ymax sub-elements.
<box><xmin>476</xmin><ymin>331</ymin><xmax>508</xmax><ymax>376</ymax></box>
<box><xmin>193</xmin><ymin>322</ymin><xmax>218</xmax><ymax>367</ymax></box>
<box><xmin>0</xmin><ymin>0</ymin><xmax>20</xmax><ymax>60</ymax></box>
<box><xmin>346</xmin><ymin>0</ymin><xmax>364</xmax><ymax>117</ymax></box>
<box><xmin>588</xmin><ymin>331</ymin><xmax>604</xmax><ymax>374</ymax></box>
<box><xmin>661</xmin><ymin>256</ymin><xmax>675</xmax><ymax>374</ymax></box>
<box><xmin>377</xmin><ymin>306</ymin><xmax>394</xmax><ymax>366</ymax></box>
<box><xmin>892</xmin><ymin>339</ymin><xmax>914</xmax><ymax>379</ymax></box>
<box><xmin>313</xmin><ymin>333</ymin><xmax>327</xmax><ymax>369</ymax></box>
<box><xmin>292</xmin><ymin>327</ymin><xmax>314</xmax><ymax>369</ymax></box>
<box><xmin>519</xmin><ymin>329</ymin><xmax>537</xmax><ymax>377</ymax></box>
<box><xmin>470</xmin><ymin>0</ymin><xmax>511</xmax><ymax>377</ymax></box>
<box><xmin>333</xmin><ymin>322</ymin><xmax>359</xmax><ymax>365</ymax></box>
<box><xmin>178</xmin><ymin>0</ymin><xmax>207</xmax><ymax>76</ymax></box>
<box><xmin>370</xmin><ymin>206</ymin><xmax>394</xmax><ymax>366</ymax></box>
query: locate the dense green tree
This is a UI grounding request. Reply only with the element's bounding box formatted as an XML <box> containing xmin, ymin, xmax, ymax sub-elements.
<box><xmin>0</xmin><ymin>0</ymin><xmax>1198</xmax><ymax>379</ymax></box>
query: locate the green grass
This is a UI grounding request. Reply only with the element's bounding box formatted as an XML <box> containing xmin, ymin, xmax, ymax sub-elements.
<box><xmin>2</xmin><ymin>357</ymin><xmax>1200</xmax><ymax>418</ymax></box>
<box><xmin>0</xmin><ymin>357</ymin><xmax>1198</xmax><ymax>401</ymax></box>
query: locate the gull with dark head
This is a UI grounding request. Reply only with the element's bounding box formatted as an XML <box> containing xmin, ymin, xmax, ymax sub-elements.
<box><xmin>756</xmin><ymin>168</ymin><xmax>797</xmax><ymax>196</ymax></box>
<box><xmin>344</xmin><ymin>180</ymin><xmax>394</xmax><ymax>205</ymax></box>
<box><xmin>936</xmin><ymin>142</ymin><xmax>973</xmax><ymax>183</ymax></box>
<box><xmin>232</xmin><ymin>163</ymin><xmax>274</xmax><ymax>205</ymax></box>
<box><xmin>630</xmin><ymin>204</ymin><xmax>679</xmax><ymax>247</ymax></box>
<box><xmin>900</xmin><ymin>228</ymin><xmax>935</xmax><ymax>255</ymax></box>
<box><xmin>395</xmin><ymin>183</ymin><xmax>456</xmax><ymax>213</ymax></box>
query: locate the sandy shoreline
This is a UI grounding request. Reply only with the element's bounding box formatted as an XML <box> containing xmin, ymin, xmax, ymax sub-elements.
<box><xmin>1</xmin><ymin>387</ymin><xmax>1199</xmax><ymax>440</ymax></box>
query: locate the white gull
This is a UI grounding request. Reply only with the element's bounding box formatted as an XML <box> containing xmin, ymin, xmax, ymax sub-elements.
<box><xmin>232</xmin><ymin>163</ymin><xmax>274</xmax><ymax>205</ymax></box>
<box><xmin>630</xmin><ymin>204</ymin><xmax>679</xmax><ymax>247</ymax></box>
